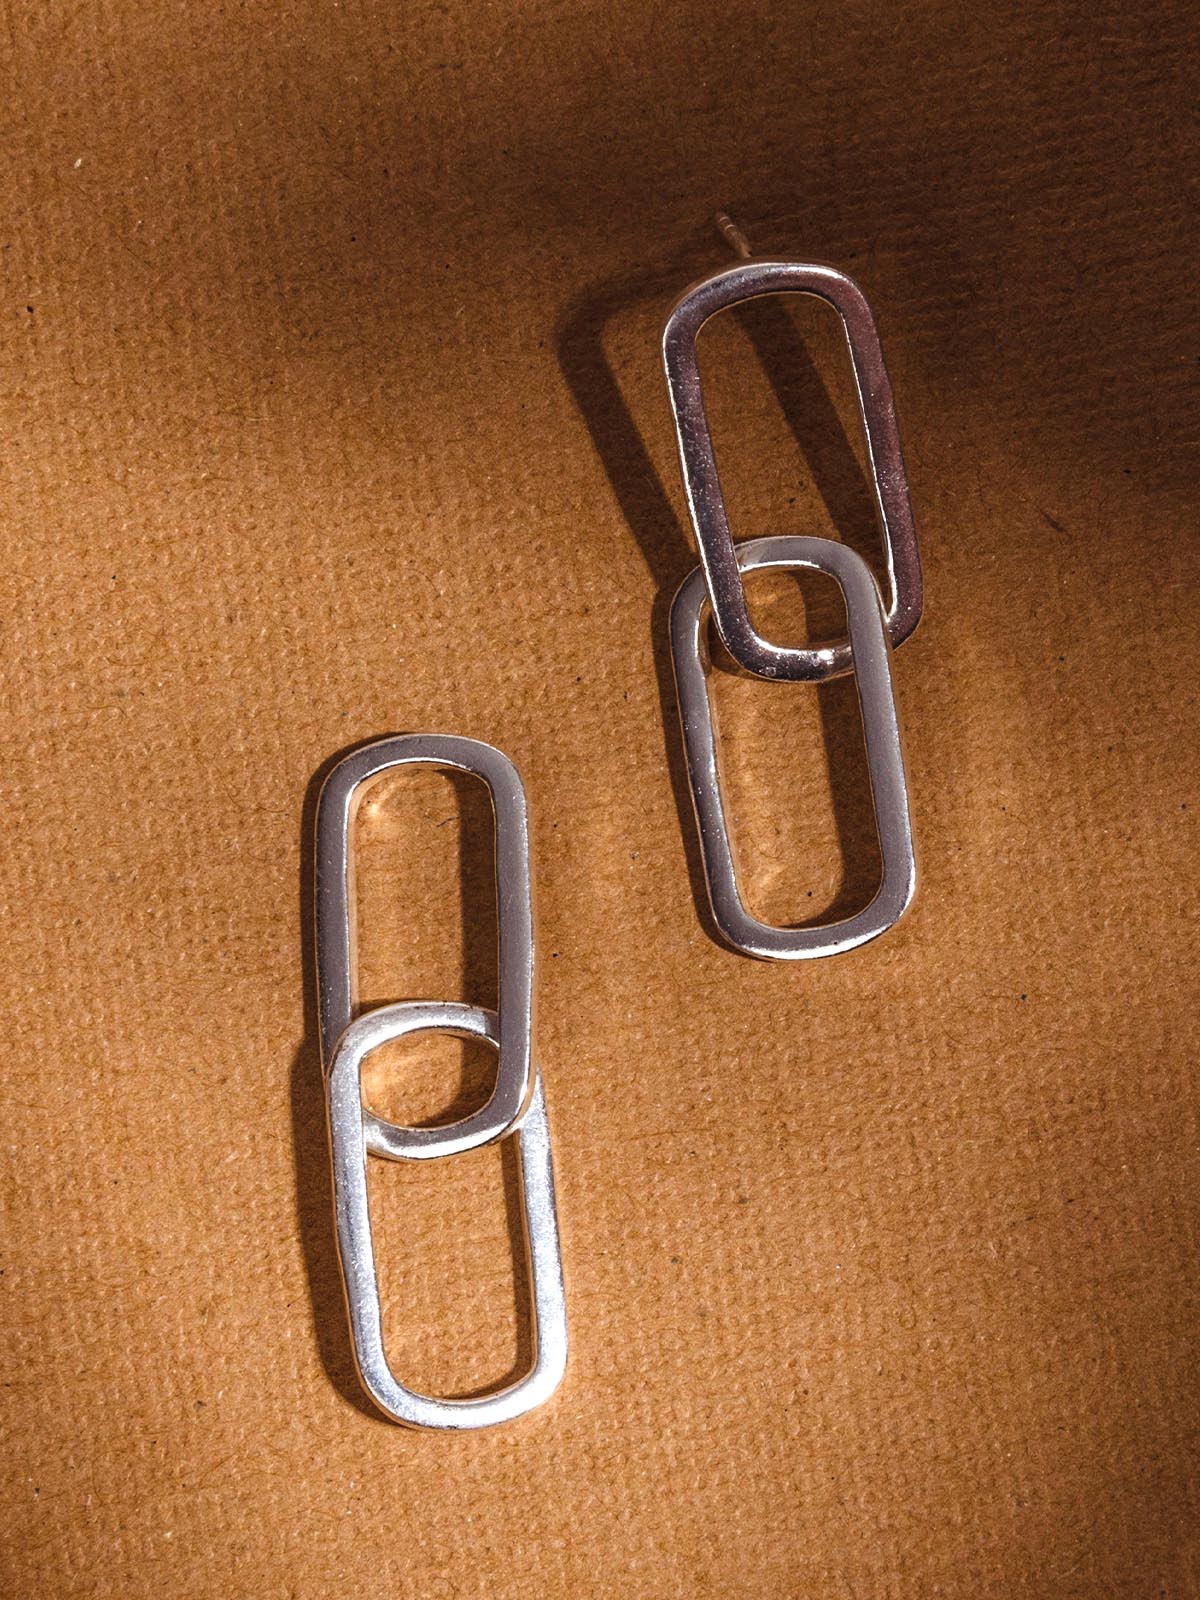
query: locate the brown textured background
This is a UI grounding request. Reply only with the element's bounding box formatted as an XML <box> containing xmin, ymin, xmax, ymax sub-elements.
<box><xmin>2</xmin><ymin>1</ymin><xmax>1197</xmax><ymax>1595</ymax></box>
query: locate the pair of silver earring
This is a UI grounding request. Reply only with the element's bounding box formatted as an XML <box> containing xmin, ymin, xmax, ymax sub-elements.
<box><xmin>312</xmin><ymin>219</ymin><xmax>923</xmax><ymax>1430</ymax></box>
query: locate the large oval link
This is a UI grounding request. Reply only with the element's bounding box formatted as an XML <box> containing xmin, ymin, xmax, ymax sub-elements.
<box><xmin>670</xmin><ymin>535</ymin><xmax>916</xmax><ymax>959</ymax></box>
<box><xmin>327</xmin><ymin>1002</ymin><xmax>567</xmax><ymax>1429</ymax></box>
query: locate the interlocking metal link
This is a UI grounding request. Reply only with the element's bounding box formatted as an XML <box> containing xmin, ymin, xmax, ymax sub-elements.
<box><xmin>671</xmin><ymin>536</ymin><xmax>916</xmax><ymax>960</ymax></box>
<box><xmin>317</xmin><ymin>734</ymin><xmax>535</xmax><ymax>1160</ymax></box>
<box><xmin>326</xmin><ymin>1002</ymin><xmax>567</xmax><ymax>1430</ymax></box>
<box><xmin>314</xmin><ymin>734</ymin><xmax>567</xmax><ymax>1429</ymax></box>
<box><xmin>663</xmin><ymin>258</ymin><xmax>922</xmax><ymax>683</ymax></box>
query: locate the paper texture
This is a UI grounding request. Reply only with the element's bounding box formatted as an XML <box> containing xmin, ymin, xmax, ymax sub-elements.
<box><xmin>2</xmin><ymin>1</ymin><xmax>1196</xmax><ymax>1594</ymax></box>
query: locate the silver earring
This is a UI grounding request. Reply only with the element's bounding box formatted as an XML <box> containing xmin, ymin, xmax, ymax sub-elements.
<box><xmin>663</xmin><ymin>215</ymin><xmax>923</xmax><ymax>960</ymax></box>
<box><xmin>314</xmin><ymin>734</ymin><xmax>567</xmax><ymax>1428</ymax></box>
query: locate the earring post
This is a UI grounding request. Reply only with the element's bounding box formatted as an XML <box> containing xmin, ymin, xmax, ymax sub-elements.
<box><xmin>714</xmin><ymin>211</ymin><xmax>753</xmax><ymax>259</ymax></box>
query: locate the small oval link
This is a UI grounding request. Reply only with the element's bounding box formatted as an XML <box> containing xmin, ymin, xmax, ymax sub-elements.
<box><xmin>663</xmin><ymin>259</ymin><xmax>922</xmax><ymax>683</ymax></box>
<box><xmin>315</xmin><ymin>734</ymin><xmax>534</xmax><ymax>1159</ymax></box>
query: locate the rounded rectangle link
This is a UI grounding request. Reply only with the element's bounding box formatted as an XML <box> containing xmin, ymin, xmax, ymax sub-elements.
<box><xmin>670</xmin><ymin>535</ymin><xmax>916</xmax><ymax>960</ymax></box>
<box><xmin>328</xmin><ymin>1002</ymin><xmax>568</xmax><ymax>1429</ymax></box>
<box><xmin>315</xmin><ymin>733</ymin><xmax>534</xmax><ymax>1159</ymax></box>
<box><xmin>663</xmin><ymin>259</ymin><xmax>922</xmax><ymax>683</ymax></box>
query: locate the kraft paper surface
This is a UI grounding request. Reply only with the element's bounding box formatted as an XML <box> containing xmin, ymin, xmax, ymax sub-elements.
<box><xmin>2</xmin><ymin>1</ymin><xmax>1196</xmax><ymax>1595</ymax></box>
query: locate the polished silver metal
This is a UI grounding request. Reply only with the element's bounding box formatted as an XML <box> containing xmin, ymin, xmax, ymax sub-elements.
<box><xmin>314</xmin><ymin>734</ymin><xmax>567</xmax><ymax>1428</ymax></box>
<box><xmin>316</xmin><ymin>733</ymin><xmax>535</xmax><ymax>1160</ymax></box>
<box><xmin>671</xmin><ymin>535</ymin><xmax>916</xmax><ymax>960</ymax></box>
<box><xmin>663</xmin><ymin>256</ymin><xmax>922</xmax><ymax>683</ymax></box>
<box><xmin>327</xmin><ymin>1002</ymin><xmax>567</xmax><ymax>1430</ymax></box>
